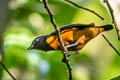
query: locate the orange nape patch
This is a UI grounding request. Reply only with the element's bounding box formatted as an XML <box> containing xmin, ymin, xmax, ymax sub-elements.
<box><xmin>46</xmin><ymin>27</ymin><xmax>104</xmax><ymax>50</ymax></box>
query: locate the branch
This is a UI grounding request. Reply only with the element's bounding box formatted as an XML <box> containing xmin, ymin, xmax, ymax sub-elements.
<box><xmin>102</xmin><ymin>34</ymin><xmax>120</xmax><ymax>56</ymax></box>
<box><xmin>43</xmin><ymin>0</ymin><xmax>72</xmax><ymax>80</ymax></box>
<box><xmin>0</xmin><ymin>61</ymin><xmax>16</xmax><ymax>80</ymax></box>
<box><xmin>0</xmin><ymin>40</ymin><xmax>16</xmax><ymax>80</ymax></box>
<box><xmin>64</xmin><ymin>0</ymin><xmax>104</xmax><ymax>20</ymax></box>
<box><xmin>103</xmin><ymin>0</ymin><xmax>120</xmax><ymax>40</ymax></box>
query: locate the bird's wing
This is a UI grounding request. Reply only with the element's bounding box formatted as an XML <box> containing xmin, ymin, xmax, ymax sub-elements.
<box><xmin>49</xmin><ymin>23</ymin><xmax>95</xmax><ymax>36</ymax></box>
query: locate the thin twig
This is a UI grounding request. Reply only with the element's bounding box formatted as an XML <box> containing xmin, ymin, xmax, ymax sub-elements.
<box><xmin>0</xmin><ymin>61</ymin><xmax>16</xmax><ymax>80</ymax></box>
<box><xmin>43</xmin><ymin>0</ymin><xmax>72</xmax><ymax>80</ymax></box>
<box><xmin>103</xmin><ymin>0</ymin><xmax>120</xmax><ymax>40</ymax></box>
<box><xmin>102</xmin><ymin>34</ymin><xmax>120</xmax><ymax>56</ymax></box>
<box><xmin>64</xmin><ymin>0</ymin><xmax>104</xmax><ymax>20</ymax></box>
<box><xmin>0</xmin><ymin>40</ymin><xmax>16</xmax><ymax>80</ymax></box>
<box><xmin>43</xmin><ymin>0</ymin><xmax>67</xmax><ymax>53</ymax></box>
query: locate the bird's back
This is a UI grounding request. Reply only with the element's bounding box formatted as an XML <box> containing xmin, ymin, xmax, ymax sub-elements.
<box><xmin>46</xmin><ymin>24</ymin><xmax>112</xmax><ymax>51</ymax></box>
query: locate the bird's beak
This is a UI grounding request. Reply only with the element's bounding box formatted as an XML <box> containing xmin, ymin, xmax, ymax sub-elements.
<box><xmin>28</xmin><ymin>45</ymin><xmax>34</xmax><ymax>50</ymax></box>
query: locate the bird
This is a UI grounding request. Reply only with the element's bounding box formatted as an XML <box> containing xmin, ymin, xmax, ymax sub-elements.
<box><xmin>28</xmin><ymin>23</ymin><xmax>113</xmax><ymax>55</ymax></box>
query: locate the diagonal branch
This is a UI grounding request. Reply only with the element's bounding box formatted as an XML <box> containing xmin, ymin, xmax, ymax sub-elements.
<box><xmin>43</xmin><ymin>0</ymin><xmax>72</xmax><ymax>80</ymax></box>
<box><xmin>102</xmin><ymin>34</ymin><xmax>120</xmax><ymax>56</ymax></box>
<box><xmin>103</xmin><ymin>0</ymin><xmax>120</xmax><ymax>40</ymax></box>
<box><xmin>43</xmin><ymin>0</ymin><xmax>67</xmax><ymax>53</ymax></box>
<box><xmin>0</xmin><ymin>40</ymin><xmax>16</xmax><ymax>80</ymax></box>
<box><xmin>64</xmin><ymin>0</ymin><xmax>104</xmax><ymax>20</ymax></box>
<box><xmin>0</xmin><ymin>61</ymin><xmax>16</xmax><ymax>80</ymax></box>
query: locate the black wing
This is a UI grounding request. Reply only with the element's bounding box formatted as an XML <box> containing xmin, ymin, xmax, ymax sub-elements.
<box><xmin>49</xmin><ymin>23</ymin><xmax>95</xmax><ymax>36</ymax></box>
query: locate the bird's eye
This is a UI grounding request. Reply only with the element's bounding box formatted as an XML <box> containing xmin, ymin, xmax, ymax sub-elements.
<box><xmin>36</xmin><ymin>38</ymin><xmax>39</xmax><ymax>42</ymax></box>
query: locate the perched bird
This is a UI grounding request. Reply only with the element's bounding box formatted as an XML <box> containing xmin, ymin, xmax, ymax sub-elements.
<box><xmin>28</xmin><ymin>23</ymin><xmax>113</xmax><ymax>55</ymax></box>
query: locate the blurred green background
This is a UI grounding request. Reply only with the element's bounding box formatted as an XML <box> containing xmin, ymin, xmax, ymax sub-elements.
<box><xmin>0</xmin><ymin>0</ymin><xmax>120</xmax><ymax>80</ymax></box>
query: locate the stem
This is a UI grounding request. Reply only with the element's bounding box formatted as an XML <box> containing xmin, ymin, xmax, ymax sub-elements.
<box><xmin>43</xmin><ymin>0</ymin><xmax>72</xmax><ymax>80</ymax></box>
<box><xmin>103</xmin><ymin>0</ymin><xmax>120</xmax><ymax>40</ymax></box>
<box><xmin>65</xmin><ymin>0</ymin><xmax>104</xmax><ymax>20</ymax></box>
<box><xmin>0</xmin><ymin>61</ymin><xmax>16</xmax><ymax>80</ymax></box>
<box><xmin>102</xmin><ymin>34</ymin><xmax>120</xmax><ymax>56</ymax></box>
<box><xmin>0</xmin><ymin>40</ymin><xmax>16</xmax><ymax>80</ymax></box>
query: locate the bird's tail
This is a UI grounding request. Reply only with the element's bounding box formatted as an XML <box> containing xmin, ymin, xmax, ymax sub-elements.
<box><xmin>97</xmin><ymin>24</ymin><xmax>113</xmax><ymax>31</ymax></box>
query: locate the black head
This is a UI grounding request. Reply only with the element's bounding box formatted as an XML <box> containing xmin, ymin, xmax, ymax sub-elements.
<box><xmin>28</xmin><ymin>35</ymin><xmax>47</xmax><ymax>50</ymax></box>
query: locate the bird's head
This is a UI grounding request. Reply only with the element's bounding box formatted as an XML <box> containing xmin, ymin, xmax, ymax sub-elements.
<box><xmin>28</xmin><ymin>35</ymin><xmax>47</xmax><ymax>50</ymax></box>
